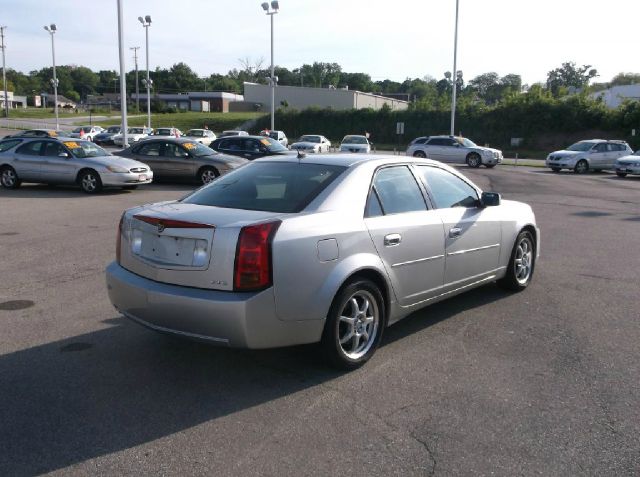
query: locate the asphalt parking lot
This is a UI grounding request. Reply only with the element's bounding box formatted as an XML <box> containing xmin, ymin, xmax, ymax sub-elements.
<box><xmin>1</xmin><ymin>166</ymin><xmax>639</xmax><ymax>476</ymax></box>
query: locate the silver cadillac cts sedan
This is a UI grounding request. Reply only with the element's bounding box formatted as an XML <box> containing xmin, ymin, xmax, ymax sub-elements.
<box><xmin>106</xmin><ymin>155</ymin><xmax>539</xmax><ymax>369</ymax></box>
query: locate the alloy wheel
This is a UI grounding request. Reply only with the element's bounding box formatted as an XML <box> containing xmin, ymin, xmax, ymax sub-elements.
<box><xmin>514</xmin><ymin>236</ymin><xmax>533</xmax><ymax>285</ymax></box>
<box><xmin>1</xmin><ymin>168</ymin><xmax>16</xmax><ymax>187</ymax></box>
<box><xmin>337</xmin><ymin>290</ymin><xmax>379</xmax><ymax>360</ymax></box>
<box><xmin>81</xmin><ymin>173</ymin><xmax>98</xmax><ymax>193</ymax></box>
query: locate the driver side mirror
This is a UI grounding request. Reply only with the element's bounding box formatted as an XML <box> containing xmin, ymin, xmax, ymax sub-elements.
<box><xmin>480</xmin><ymin>191</ymin><xmax>501</xmax><ymax>207</ymax></box>
<box><xmin>58</xmin><ymin>152</ymin><xmax>70</xmax><ymax>158</ymax></box>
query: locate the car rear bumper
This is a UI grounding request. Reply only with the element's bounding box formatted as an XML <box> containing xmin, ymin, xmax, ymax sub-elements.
<box><xmin>105</xmin><ymin>262</ymin><xmax>324</xmax><ymax>349</ymax></box>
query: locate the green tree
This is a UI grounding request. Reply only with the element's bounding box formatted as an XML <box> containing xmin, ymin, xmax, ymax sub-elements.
<box><xmin>546</xmin><ymin>61</ymin><xmax>598</xmax><ymax>96</ymax></box>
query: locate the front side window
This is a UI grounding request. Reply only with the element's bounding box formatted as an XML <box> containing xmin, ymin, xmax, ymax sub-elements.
<box><xmin>16</xmin><ymin>141</ymin><xmax>44</xmax><ymax>156</ymax></box>
<box><xmin>371</xmin><ymin>166</ymin><xmax>427</xmax><ymax>215</ymax></box>
<box><xmin>417</xmin><ymin>166</ymin><xmax>478</xmax><ymax>209</ymax></box>
<box><xmin>594</xmin><ymin>143</ymin><xmax>608</xmax><ymax>153</ymax></box>
<box><xmin>183</xmin><ymin>162</ymin><xmax>346</xmax><ymax>213</ymax></box>
<box><xmin>137</xmin><ymin>142</ymin><xmax>162</xmax><ymax>156</ymax></box>
<box><xmin>164</xmin><ymin>142</ymin><xmax>185</xmax><ymax>157</ymax></box>
<box><xmin>43</xmin><ymin>142</ymin><xmax>65</xmax><ymax>156</ymax></box>
<box><xmin>427</xmin><ymin>138</ymin><xmax>447</xmax><ymax>146</ymax></box>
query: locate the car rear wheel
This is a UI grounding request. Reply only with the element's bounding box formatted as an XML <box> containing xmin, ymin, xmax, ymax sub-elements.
<box><xmin>199</xmin><ymin>166</ymin><xmax>219</xmax><ymax>185</ymax></box>
<box><xmin>78</xmin><ymin>169</ymin><xmax>102</xmax><ymax>194</ymax></box>
<box><xmin>321</xmin><ymin>279</ymin><xmax>385</xmax><ymax>370</ymax></box>
<box><xmin>498</xmin><ymin>230</ymin><xmax>535</xmax><ymax>292</ymax></box>
<box><xmin>413</xmin><ymin>150</ymin><xmax>427</xmax><ymax>158</ymax></box>
<box><xmin>574</xmin><ymin>160</ymin><xmax>589</xmax><ymax>174</ymax></box>
<box><xmin>466</xmin><ymin>153</ymin><xmax>481</xmax><ymax>168</ymax></box>
<box><xmin>1</xmin><ymin>166</ymin><xmax>21</xmax><ymax>189</ymax></box>
<box><xmin>616</xmin><ymin>172</ymin><xmax>627</xmax><ymax>177</ymax></box>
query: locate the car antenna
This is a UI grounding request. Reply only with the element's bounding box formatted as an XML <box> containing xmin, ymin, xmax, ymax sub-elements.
<box><xmin>297</xmin><ymin>150</ymin><xmax>306</xmax><ymax>160</ymax></box>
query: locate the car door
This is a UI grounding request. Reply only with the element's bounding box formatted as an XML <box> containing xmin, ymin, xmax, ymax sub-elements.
<box><xmin>241</xmin><ymin>138</ymin><xmax>267</xmax><ymax>160</ymax></box>
<box><xmin>415</xmin><ymin>165</ymin><xmax>502</xmax><ymax>291</ymax></box>
<box><xmin>364</xmin><ymin>165</ymin><xmax>446</xmax><ymax>307</ymax></box>
<box><xmin>215</xmin><ymin>137</ymin><xmax>242</xmax><ymax>157</ymax></box>
<box><xmin>12</xmin><ymin>140</ymin><xmax>46</xmax><ymax>180</ymax></box>
<box><xmin>40</xmin><ymin>140</ymin><xmax>76</xmax><ymax>183</ymax></box>
<box><xmin>424</xmin><ymin>138</ymin><xmax>446</xmax><ymax>161</ymax></box>
<box><xmin>590</xmin><ymin>143</ymin><xmax>609</xmax><ymax>168</ymax></box>
<box><xmin>439</xmin><ymin>138</ymin><xmax>463</xmax><ymax>163</ymax></box>
<box><xmin>159</xmin><ymin>142</ymin><xmax>196</xmax><ymax>179</ymax></box>
<box><xmin>131</xmin><ymin>141</ymin><xmax>164</xmax><ymax>175</ymax></box>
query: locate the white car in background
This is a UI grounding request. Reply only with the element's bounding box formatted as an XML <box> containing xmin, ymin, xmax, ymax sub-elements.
<box><xmin>268</xmin><ymin>130</ymin><xmax>288</xmax><ymax>147</ymax></box>
<box><xmin>183</xmin><ymin>129</ymin><xmax>217</xmax><ymax>146</ymax></box>
<box><xmin>113</xmin><ymin>127</ymin><xmax>152</xmax><ymax>146</ymax></box>
<box><xmin>615</xmin><ymin>149</ymin><xmax>640</xmax><ymax>177</ymax></box>
<box><xmin>290</xmin><ymin>134</ymin><xmax>331</xmax><ymax>153</ymax></box>
<box><xmin>340</xmin><ymin>135</ymin><xmax>371</xmax><ymax>153</ymax></box>
<box><xmin>151</xmin><ymin>127</ymin><xmax>183</xmax><ymax>138</ymax></box>
<box><xmin>546</xmin><ymin>139</ymin><xmax>633</xmax><ymax>173</ymax></box>
<box><xmin>68</xmin><ymin>125</ymin><xmax>104</xmax><ymax>141</ymax></box>
<box><xmin>219</xmin><ymin>130</ymin><xmax>249</xmax><ymax>138</ymax></box>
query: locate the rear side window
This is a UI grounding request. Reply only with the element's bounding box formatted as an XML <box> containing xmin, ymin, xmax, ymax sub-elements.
<box><xmin>411</xmin><ymin>137</ymin><xmax>427</xmax><ymax>145</ymax></box>
<box><xmin>371</xmin><ymin>166</ymin><xmax>427</xmax><ymax>215</ymax></box>
<box><xmin>417</xmin><ymin>166</ymin><xmax>478</xmax><ymax>209</ymax></box>
<box><xmin>182</xmin><ymin>162</ymin><xmax>346</xmax><ymax>213</ymax></box>
<box><xmin>0</xmin><ymin>139</ymin><xmax>23</xmax><ymax>152</ymax></box>
<box><xmin>16</xmin><ymin>141</ymin><xmax>44</xmax><ymax>156</ymax></box>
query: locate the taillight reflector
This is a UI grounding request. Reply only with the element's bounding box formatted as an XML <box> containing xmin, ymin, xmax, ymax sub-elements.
<box><xmin>116</xmin><ymin>213</ymin><xmax>124</xmax><ymax>264</ymax></box>
<box><xmin>234</xmin><ymin>221</ymin><xmax>280</xmax><ymax>291</ymax></box>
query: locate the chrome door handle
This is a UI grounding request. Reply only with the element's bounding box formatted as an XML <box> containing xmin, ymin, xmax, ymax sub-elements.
<box><xmin>449</xmin><ymin>227</ymin><xmax>462</xmax><ymax>238</ymax></box>
<box><xmin>384</xmin><ymin>233</ymin><xmax>402</xmax><ymax>246</ymax></box>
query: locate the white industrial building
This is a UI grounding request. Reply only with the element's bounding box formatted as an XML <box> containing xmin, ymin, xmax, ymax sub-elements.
<box><xmin>590</xmin><ymin>84</ymin><xmax>640</xmax><ymax>109</ymax></box>
<box><xmin>242</xmin><ymin>82</ymin><xmax>409</xmax><ymax>111</ymax></box>
<box><xmin>0</xmin><ymin>91</ymin><xmax>27</xmax><ymax>109</ymax></box>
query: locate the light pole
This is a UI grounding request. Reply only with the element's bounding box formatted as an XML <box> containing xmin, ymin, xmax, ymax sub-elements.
<box><xmin>117</xmin><ymin>0</ymin><xmax>128</xmax><ymax>148</ymax></box>
<box><xmin>261</xmin><ymin>1</ymin><xmax>279</xmax><ymax>131</ymax></box>
<box><xmin>450</xmin><ymin>0</ymin><xmax>459</xmax><ymax>136</ymax></box>
<box><xmin>138</xmin><ymin>15</ymin><xmax>152</xmax><ymax>129</ymax></box>
<box><xmin>44</xmin><ymin>24</ymin><xmax>59</xmax><ymax>130</ymax></box>
<box><xmin>130</xmin><ymin>46</ymin><xmax>140</xmax><ymax>112</ymax></box>
<box><xmin>1</xmin><ymin>26</ymin><xmax>8</xmax><ymax>119</ymax></box>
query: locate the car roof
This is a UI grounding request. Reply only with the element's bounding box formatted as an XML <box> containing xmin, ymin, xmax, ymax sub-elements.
<box><xmin>140</xmin><ymin>137</ymin><xmax>203</xmax><ymax>144</ymax></box>
<box><xmin>216</xmin><ymin>135</ymin><xmax>269</xmax><ymax>140</ymax></box>
<box><xmin>253</xmin><ymin>153</ymin><xmax>442</xmax><ymax>169</ymax></box>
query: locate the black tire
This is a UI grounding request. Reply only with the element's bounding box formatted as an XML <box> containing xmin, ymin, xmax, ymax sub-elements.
<box><xmin>498</xmin><ymin>230</ymin><xmax>536</xmax><ymax>292</ymax></box>
<box><xmin>413</xmin><ymin>150</ymin><xmax>427</xmax><ymax>158</ymax></box>
<box><xmin>574</xmin><ymin>159</ymin><xmax>589</xmax><ymax>174</ymax></box>
<box><xmin>0</xmin><ymin>166</ymin><xmax>21</xmax><ymax>189</ymax></box>
<box><xmin>551</xmin><ymin>167</ymin><xmax>561</xmax><ymax>172</ymax></box>
<box><xmin>616</xmin><ymin>172</ymin><xmax>627</xmax><ymax>178</ymax></box>
<box><xmin>321</xmin><ymin>279</ymin><xmax>385</xmax><ymax>370</ymax></box>
<box><xmin>198</xmin><ymin>166</ymin><xmax>219</xmax><ymax>185</ymax></box>
<box><xmin>122</xmin><ymin>185</ymin><xmax>138</xmax><ymax>190</ymax></box>
<box><xmin>466</xmin><ymin>153</ymin><xmax>481</xmax><ymax>168</ymax></box>
<box><xmin>485</xmin><ymin>164</ymin><xmax>496</xmax><ymax>169</ymax></box>
<box><xmin>78</xmin><ymin>169</ymin><xmax>103</xmax><ymax>194</ymax></box>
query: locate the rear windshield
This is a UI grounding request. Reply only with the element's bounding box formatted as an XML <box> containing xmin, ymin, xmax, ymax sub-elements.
<box><xmin>182</xmin><ymin>162</ymin><xmax>346</xmax><ymax>213</ymax></box>
<box><xmin>342</xmin><ymin>136</ymin><xmax>368</xmax><ymax>144</ymax></box>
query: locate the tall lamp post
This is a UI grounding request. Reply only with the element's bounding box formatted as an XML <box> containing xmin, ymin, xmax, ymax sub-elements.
<box><xmin>450</xmin><ymin>0</ymin><xmax>460</xmax><ymax>136</ymax></box>
<box><xmin>1</xmin><ymin>26</ymin><xmax>8</xmax><ymax>119</ymax></box>
<box><xmin>130</xmin><ymin>46</ymin><xmax>140</xmax><ymax>112</ymax></box>
<box><xmin>261</xmin><ymin>1</ymin><xmax>279</xmax><ymax>131</ymax></box>
<box><xmin>138</xmin><ymin>15</ymin><xmax>152</xmax><ymax>129</ymax></box>
<box><xmin>117</xmin><ymin>0</ymin><xmax>128</xmax><ymax>148</ymax></box>
<box><xmin>44</xmin><ymin>24</ymin><xmax>59</xmax><ymax>130</ymax></box>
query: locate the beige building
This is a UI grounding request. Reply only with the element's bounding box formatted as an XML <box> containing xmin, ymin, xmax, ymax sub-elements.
<box><xmin>242</xmin><ymin>82</ymin><xmax>409</xmax><ymax>111</ymax></box>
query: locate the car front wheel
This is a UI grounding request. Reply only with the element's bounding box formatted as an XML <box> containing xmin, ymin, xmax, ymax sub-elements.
<box><xmin>321</xmin><ymin>279</ymin><xmax>385</xmax><ymax>370</ymax></box>
<box><xmin>413</xmin><ymin>150</ymin><xmax>427</xmax><ymax>158</ymax></box>
<box><xmin>79</xmin><ymin>170</ymin><xmax>102</xmax><ymax>194</ymax></box>
<box><xmin>498</xmin><ymin>230</ymin><xmax>535</xmax><ymax>291</ymax></box>
<box><xmin>199</xmin><ymin>166</ymin><xmax>219</xmax><ymax>185</ymax></box>
<box><xmin>574</xmin><ymin>159</ymin><xmax>589</xmax><ymax>174</ymax></box>
<box><xmin>466</xmin><ymin>153</ymin><xmax>481</xmax><ymax>168</ymax></box>
<box><xmin>1</xmin><ymin>166</ymin><xmax>21</xmax><ymax>189</ymax></box>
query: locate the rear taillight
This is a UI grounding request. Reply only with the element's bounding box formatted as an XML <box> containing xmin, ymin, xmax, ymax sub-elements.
<box><xmin>116</xmin><ymin>213</ymin><xmax>124</xmax><ymax>264</ymax></box>
<box><xmin>234</xmin><ymin>221</ymin><xmax>280</xmax><ymax>291</ymax></box>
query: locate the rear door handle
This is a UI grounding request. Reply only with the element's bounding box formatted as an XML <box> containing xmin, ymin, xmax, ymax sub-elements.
<box><xmin>384</xmin><ymin>233</ymin><xmax>402</xmax><ymax>246</ymax></box>
<box><xmin>449</xmin><ymin>227</ymin><xmax>462</xmax><ymax>238</ymax></box>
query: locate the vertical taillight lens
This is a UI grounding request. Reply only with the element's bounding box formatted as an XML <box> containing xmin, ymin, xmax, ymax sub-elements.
<box><xmin>116</xmin><ymin>213</ymin><xmax>125</xmax><ymax>264</ymax></box>
<box><xmin>234</xmin><ymin>221</ymin><xmax>280</xmax><ymax>291</ymax></box>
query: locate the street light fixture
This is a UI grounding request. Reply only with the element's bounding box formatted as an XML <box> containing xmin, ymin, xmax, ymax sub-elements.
<box><xmin>261</xmin><ymin>1</ymin><xmax>279</xmax><ymax>131</ymax></box>
<box><xmin>138</xmin><ymin>15</ymin><xmax>152</xmax><ymax>129</ymax></box>
<box><xmin>44</xmin><ymin>23</ymin><xmax>59</xmax><ymax>130</ymax></box>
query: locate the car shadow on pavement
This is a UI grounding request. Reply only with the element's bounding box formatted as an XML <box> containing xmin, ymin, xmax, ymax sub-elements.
<box><xmin>0</xmin><ymin>284</ymin><xmax>508</xmax><ymax>475</ymax></box>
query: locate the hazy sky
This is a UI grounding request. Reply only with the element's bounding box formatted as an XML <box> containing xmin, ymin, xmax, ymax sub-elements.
<box><xmin>2</xmin><ymin>0</ymin><xmax>638</xmax><ymax>85</ymax></box>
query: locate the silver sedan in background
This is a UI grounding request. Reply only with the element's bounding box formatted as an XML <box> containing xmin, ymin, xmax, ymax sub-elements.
<box><xmin>0</xmin><ymin>137</ymin><xmax>152</xmax><ymax>193</ymax></box>
<box><xmin>106</xmin><ymin>154</ymin><xmax>539</xmax><ymax>369</ymax></box>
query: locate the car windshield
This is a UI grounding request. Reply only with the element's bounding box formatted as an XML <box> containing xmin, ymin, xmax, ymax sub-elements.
<box><xmin>129</xmin><ymin>128</ymin><xmax>144</xmax><ymax>134</ymax></box>
<box><xmin>187</xmin><ymin>130</ymin><xmax>204</xmax><ymax>137</ymax></box>
<box><xmin>63</xmin><ymin>140</ymin><xmax>108</xmax><ymax>158</ymax></box>
<box><xmin>182</xmin><ymin>162</ymin><xmax>346</xmax><ymax>213</ymax></box>
<box><xmin>342</xmin><ymin>136</ymin><xmax>367</xmax><ymax>144</ymax></box>
<box><xmin>459</xmin><ymin>138</ymin><xmax>478</xmax><ymax>147</ymax></box>
<box><xmin>183</xmin><ymin>142</ymin><xmax>216</xmax><ymax>157</ymax></box>
<box><xmin>567</xmin><ymin>141</ymin><xmax>596</xmax><ymax>152</ymax></box>
<box><xmin>107</xmin><ymin>127</ymin><xmax>121</xmax><ymax>133</ymax></box>
<box><xmin>261</xmin><ymin>137</ymin><xmax>288</xmax><ymax>152</ymax></box>
<box><xmin>299</xmin><ymin>135</ymin><xmax>321</xmax><ymax>143</ymax></box>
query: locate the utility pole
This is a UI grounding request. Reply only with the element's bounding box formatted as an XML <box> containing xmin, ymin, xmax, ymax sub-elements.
<box><xmin>450</xmin><ymin>0</ymin><xmax>460</xmax><ymax>136</ymax></box>
<box><xmin>130</xmin><ymin>46</ymin><xmax>140</xmax><ymax>112</ymax></box>
<box><xmin>117</xmin><ymin>0</ymin><xmax>128</xmax><ymax>147</ymax></box>
<box><xmin>1</xmin><ymin>26</ymin><xmax>8</xmax><ymax>118</ymax></box>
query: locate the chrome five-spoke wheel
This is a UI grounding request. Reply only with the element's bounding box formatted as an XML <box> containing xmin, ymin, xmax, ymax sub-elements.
<box><xmin>514</xmin><ymin>236</ymin><xmax>533</xmax><ymax>285</ymax></box>
<box><xmin>1</xmin><ymin>167</ymin><xmax>20</xmax><ymax>189</ymax></box>
<box><xmin>338</xmin><ymin>291</ymin><xmax>379</xmax><ymax>360</ymax></box>
<box><xmin>499</xmin><ymin>230</ymin><xmax>535</xmax><ymax>291</ymax></box>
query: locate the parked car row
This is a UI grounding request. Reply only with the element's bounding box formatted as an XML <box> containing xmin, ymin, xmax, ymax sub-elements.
<box><xmin>0</xmin><ymin>135</ymin><xmax>248</xmax><ymax>193</ymax></box>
